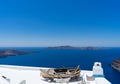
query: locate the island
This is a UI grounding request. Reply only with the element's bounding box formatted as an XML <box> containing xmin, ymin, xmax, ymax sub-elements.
<box><xmin>0</xmin><ymin>50</ymin><xmax>30</xmax><ymax>58</ymax></box>
<box><xmin>111</xmin><ymin>58</ymin><xmax>120</xmax><ymax>71</ymax></box>
<box><xmin>47</xmin><ymin>46</ymin><xmax>102</xmax><ymax>50</ymax></box>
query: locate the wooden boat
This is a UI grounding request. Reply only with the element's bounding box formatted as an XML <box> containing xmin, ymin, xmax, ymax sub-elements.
<box><xmin>40</xmin><ymin>66</ymin><xmax>80</xmax><ymax>79</ymax></box>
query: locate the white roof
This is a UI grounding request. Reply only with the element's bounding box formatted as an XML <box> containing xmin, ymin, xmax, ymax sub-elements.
<box><xmin>0</xmin><ymin>75</ymin><xmax>9</xmax><ymax>84</ymax></box>
<box><xmin>95</xmin><ymin>78</ymin><xmax>111</xmax><ymax>84</ymax></box>
<box><xmin>0</xmin><ymin>65</ymin><xmax>111</xmax><ymax>84</ymax></box>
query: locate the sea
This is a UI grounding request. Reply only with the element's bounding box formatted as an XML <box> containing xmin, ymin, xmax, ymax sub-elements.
<box><xmin>0</xmin><ymin>47</ymin><xmax>120</xmax><ymax>84</ymax></box>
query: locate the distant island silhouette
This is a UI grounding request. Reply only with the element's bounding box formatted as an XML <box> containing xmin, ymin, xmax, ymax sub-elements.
<box><xmin>47</xmin><ymin>46</ymin><xmax>102</xmax><ymax>50</ymax></box>
<box><xmin>111</xmin><ymin>58</ymin><xmax>120</xmax><ymax>71</ymax></box>
<box><xmin>0</xmin><ymin>46</ymin><xmax>102</xmax><ymax>58</ymax></box>
<box><xmin>0</xmin><ymin>50</ymin><xmax>30</xmax><ymax>58</ymax></box>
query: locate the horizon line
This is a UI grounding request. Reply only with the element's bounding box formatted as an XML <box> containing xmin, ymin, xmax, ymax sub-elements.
<box><xmin>0</xmin><ymin>46</ymin><xmax>120</xmax><ymax>48</ymax></box>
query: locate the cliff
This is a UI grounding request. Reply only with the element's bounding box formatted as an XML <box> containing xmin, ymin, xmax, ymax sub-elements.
<box><xmin>0</xmin><ymin>50</ymin><xmax>30</xmax><ymax>58</ymax></box>
<box><xmin>111</xmin><ymin>58</ymin><xmax>120</xmax><ymax>71</ymax></box>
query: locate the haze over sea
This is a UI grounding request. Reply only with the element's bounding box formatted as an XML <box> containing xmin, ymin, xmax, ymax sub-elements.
<box><xmin>0</xmin><ymin>47</ymin><xmax>119</xmax><ymax>84</ymax></box>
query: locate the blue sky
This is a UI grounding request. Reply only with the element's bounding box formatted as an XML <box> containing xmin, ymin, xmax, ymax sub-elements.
<box><xmin>0</xmin><ymin>0</ymin><xmax>120</xmax><ymax>47</ymax></box>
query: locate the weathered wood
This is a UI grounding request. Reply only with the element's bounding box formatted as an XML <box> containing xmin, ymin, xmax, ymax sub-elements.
<box><xmin>40</xmin><ymin>66</ymin><xmax>80</xmax><ymax>79</ymax></box>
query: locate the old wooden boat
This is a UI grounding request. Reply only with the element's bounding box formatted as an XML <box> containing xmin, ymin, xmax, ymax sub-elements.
<box><xmin>40</xmin><ymin>66</ymin><xmax>80</xmax><ymax>79</ymax></box>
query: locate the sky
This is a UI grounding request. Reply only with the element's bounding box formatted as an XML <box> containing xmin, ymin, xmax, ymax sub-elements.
<box><xmin>0</xmin><ymin>0</ymin><xmax>120</xmax><ymax>47</ymax></box>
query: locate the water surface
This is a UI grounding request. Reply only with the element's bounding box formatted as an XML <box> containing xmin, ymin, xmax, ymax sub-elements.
<box><xmin>0</xmin><ymin>47</ymin><xmax>120</xmax><ymax>84</ymax></box>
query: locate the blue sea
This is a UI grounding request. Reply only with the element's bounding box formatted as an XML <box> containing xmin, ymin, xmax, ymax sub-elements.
<box><xmin>0</xmin><ymin>47</ymin><xmax>120</xmax><ymax>84</ymax></box>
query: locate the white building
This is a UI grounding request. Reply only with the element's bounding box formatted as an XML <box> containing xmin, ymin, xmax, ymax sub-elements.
<box><xmin>0</xmin><ymin>62</ymin><xmax>111</xmax><ymax>84</ymax></box>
